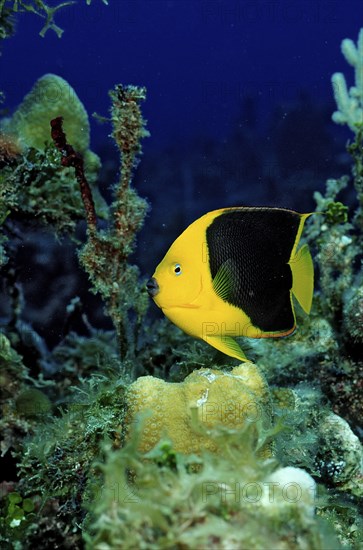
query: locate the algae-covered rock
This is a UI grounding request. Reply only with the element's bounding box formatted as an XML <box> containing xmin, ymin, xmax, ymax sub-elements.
<box><xmin>343</xmin><ymin>284</ymin><xmax>363</xmax><ymax>345</ymax></box>
<box><xmin>0</xmin><ymin>333</ymin><xmax>48</xmax><ymax>458</ymax></box>
<box><xmin>273</xmin><ymin>385</ymin><xmax>362</xmax><ymax>499</ymax></box>
<box><xmin>15</xmin><ymin>389</ymin><xmax>51</xmax><ymax>418</ymax></box>
<box><xmin>315</xmin><ymin>413</ymin><xmax>363</xmax><ymax>498</ymax></box>
<box><xmin>125</xmin><ymin>363</ymin><xmax>271</xmax><ymax>454</ymax></box>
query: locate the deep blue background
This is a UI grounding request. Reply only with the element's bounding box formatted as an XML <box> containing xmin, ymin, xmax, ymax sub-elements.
<box><xmin>1</xmin><ymin>0</ymin><xmax>361</xmax><ymax>149</ymax></box>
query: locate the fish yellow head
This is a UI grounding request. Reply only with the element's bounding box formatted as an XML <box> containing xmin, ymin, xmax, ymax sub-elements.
<box><xmin>147</xmin><ymin>225</ymin><xmax>205</xmax><ymax>309</ymax></box>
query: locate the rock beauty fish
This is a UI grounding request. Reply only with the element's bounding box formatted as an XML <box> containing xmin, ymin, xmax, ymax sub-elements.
<box><xmin>146</xmin><ymin>207</ymin><xmax>314</xmax><ymax>362</ymax></box>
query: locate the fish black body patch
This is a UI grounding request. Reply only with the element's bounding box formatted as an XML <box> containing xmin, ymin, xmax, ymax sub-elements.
<box><xmin>206</xmin><ymin>208</ymin><xmax>301</xmax><ymax>332</ymax></box>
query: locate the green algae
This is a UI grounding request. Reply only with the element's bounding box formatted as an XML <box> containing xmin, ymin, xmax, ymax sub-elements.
<box><xmin>84</xmin><ymin>426</ymin><xmax>340</xmax><ymax>550</ymax></box>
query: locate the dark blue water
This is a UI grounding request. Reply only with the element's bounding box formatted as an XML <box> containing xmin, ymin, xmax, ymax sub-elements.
<box><xmin>1</xmin><ymin>1</ymin><xmax>360</xmax><ymax>148</ymax></box>
<box><xmin>1</xmin><ymin>0</ymin><xmax>361</xmax><ymax>272</ymax></box>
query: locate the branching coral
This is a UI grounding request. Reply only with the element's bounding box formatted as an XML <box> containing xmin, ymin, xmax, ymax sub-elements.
<box><xmin>331</xmin><ymin>28</ymin><xmax>363</xmax><ymax>220</ymax></box>
<box><xmin>0</xmin><ymin>0</ymin><xmax>108</xmax><ymax>39</ymax></box>
<box><xmin>309</xmin><ymin>177</ymin><xmax>357</xmax><ymax>317</ymax></box>
<box><xmin>304</xmin><ymin>28</ymin><xmax>363</xmax><ymax>338</ymax></box>
<box><xmin>332</xmin><ymin>29</ymin><xmax>363</xmax><ymax>133</ymax></box>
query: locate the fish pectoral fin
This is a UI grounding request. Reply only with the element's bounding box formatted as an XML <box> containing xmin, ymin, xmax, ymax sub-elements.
<box><xmin>212</xmin><ymin>259</ymin><xmax>234</xmax><ymax>302</ymax></box>
<box><xmin>204</xmin><ymin>334</ymin><xmax>249</xmax><ymax>362</ymax></box>
<box><xmin>290</xmin><ymin>243</ymin><xmax>314</xmax><ymax>314</ymax></box>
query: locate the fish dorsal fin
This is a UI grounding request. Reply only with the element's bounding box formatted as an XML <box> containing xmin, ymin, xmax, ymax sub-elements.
<box><xmin>205</xmin><ymin>334</ymin><xmax>249</xmax><ymax>362</ymax></box>
<box><xmin>290</xmin><ymin>244</ymin><xmax>314</xmax><ymax>314</ymax></box>
<box><xmin>212</xmin><ymin>259</ymin><xmax>234</xmax><ymax>302</ymax></box>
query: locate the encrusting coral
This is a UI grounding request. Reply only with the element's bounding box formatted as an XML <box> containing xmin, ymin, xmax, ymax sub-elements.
<box><xmin>125</xmin><ymin>363</ymin><xmax>272</xmax><ymax>455</ymax></box>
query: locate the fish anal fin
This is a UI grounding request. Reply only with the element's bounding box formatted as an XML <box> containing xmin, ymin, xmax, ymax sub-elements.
<box><xmin>290</xmin><ymin>243</ymin><xmax>314</xmax><ymax>314</ymax></box>
<box><xmin>212</xmin><ymin>259</ymin><xmax>234</xmax><ymax>302</ymax></box>
<box><xmin>204</xmin><ymin>334</ymin><xmax>249</xmax><ymax>362</ymax></box>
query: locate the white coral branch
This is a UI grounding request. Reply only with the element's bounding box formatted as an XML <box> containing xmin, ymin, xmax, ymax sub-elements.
<box><xmin>331</xmin><ymin>29</ymin><xmax>363</xmax><ymax>133</ymax></box>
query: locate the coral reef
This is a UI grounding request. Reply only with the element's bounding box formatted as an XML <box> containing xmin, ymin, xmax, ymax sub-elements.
<box><xmin>0</xmin><ymin>21</ymin><xmax>363</xmax><ymax>550</ymax></box>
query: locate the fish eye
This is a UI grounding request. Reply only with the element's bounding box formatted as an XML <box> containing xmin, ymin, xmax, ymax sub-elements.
<box><xmin>174</xmin><ymin>263</ymin><xmax>182</xmax><ymax>276</ymax></box>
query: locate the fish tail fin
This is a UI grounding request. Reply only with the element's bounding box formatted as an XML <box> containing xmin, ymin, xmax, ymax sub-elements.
<box><xmin>290</xmin><ymin>243</ymin><xmax>314</xmax><ymax>314</ymax></box>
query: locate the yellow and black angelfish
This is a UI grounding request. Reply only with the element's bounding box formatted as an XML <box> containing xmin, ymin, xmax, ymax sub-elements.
<box><xmin>147</xmin><ymin>207</ymin><xmax>314</xmax><ymax>362</ymax></box>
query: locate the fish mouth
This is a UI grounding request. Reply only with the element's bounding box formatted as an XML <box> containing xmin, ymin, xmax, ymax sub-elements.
<box><xmin>146</xmin><ymin>277</ymin><xmax>159</xmax><ymax>297</ymax></box>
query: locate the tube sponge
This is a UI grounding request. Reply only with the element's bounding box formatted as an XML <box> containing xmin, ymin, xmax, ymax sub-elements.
<box><xmin>125</xmin><ymin>363</ymin><xmax>271</xmax><ymax>455</ymax></box>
